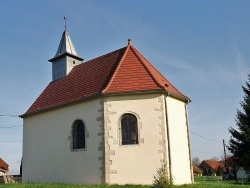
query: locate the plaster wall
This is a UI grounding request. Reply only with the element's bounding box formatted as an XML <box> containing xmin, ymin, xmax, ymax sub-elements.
<box><xmin>166</xmin><ymin>97</ymin><xmax>192</xmax><ymax>184</ymax></box>
<box><xmin>22</xmin><ymin>93</ymin><xmax>192</xmax><ymax>185</ymax></box>
<box><xmin>103</xmin><ymin>93</ymin><xmax>166</xmax><ymax>185</ymax></box>
<box><xmin>22</xmin><ymin>98</ymin><xmax>103</xmax><ymax>184</ymax></box>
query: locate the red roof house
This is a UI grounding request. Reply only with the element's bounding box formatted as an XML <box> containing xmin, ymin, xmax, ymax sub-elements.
<box><xmin>0</xmin><ymin>158</ymin><xmax>9</xmax><ymax>174</ymax></box>
<box><xmin>193</xmin><ymin>164</ymin><xmax>203</xmax><ymax>176</ymax></box>
<box><xmin>199</xmin><ymin>160</ymin><xmax>226</xmax><ymax>176</ymax></box>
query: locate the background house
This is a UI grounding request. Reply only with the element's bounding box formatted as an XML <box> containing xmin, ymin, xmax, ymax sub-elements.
<box><xmin>193</xmin><ymin>164</ymin><xmax>202</xmax><ymax>176</ymax></box>
<box><xmin>199</xmin><ymin>160</ymin><xmax>226</xmax><ymax>176</ymax></box>
<box><xmin>0</xmin><ymin>158</ymin><xmax>9</xmax><ymax>176</ymax></box>
<box><xmin>21</xmin><ymin>29</ymin><xmax>193</xmax><ymax>185</ymax></box>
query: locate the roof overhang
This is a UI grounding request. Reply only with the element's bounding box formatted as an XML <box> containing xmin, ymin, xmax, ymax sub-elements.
<box><xmin>20</xmin><ymin>89</ymin><xmax>190</xmax><ymax>118</ymax></box>
<box><xmin>0</xmin><ymin>168</ymin><xmax>8</xmax><ymax>173</ymax></box>
<box><xmin>48</xmin><ymin>52</ymin><xmax>84</xmax><ymax>62</ymax></box>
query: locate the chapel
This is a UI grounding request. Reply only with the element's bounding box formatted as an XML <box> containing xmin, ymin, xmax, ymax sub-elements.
<box><xmin>21</xmin><ymin>26</ymin><xmax>193</xmax><ymax>185</ymax></box>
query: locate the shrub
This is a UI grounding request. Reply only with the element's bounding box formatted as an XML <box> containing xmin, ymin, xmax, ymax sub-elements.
<box><xmin>152</xmin><ymin>160</ymin><xmax>173</xmax><ymax>188</ymax></box>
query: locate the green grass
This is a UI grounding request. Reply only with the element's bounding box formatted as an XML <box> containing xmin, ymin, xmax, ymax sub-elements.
<box><xmin>1</xmin><ymin>177</ymin><xmax>250</xmax><ymax>188</ymax></box>
<box><xmin>0</xmin><ymin>182</ymin><xmax>250</xmax><ymax>188</ymax></box>
<box><xmin>0</xmin><ymin>184</ymin><xmax>150</xmax><ymax>188</ymax></box>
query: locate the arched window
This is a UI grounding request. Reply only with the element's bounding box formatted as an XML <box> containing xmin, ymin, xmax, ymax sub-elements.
<box><xmin>73</xmin><ymin>120</ymin><xmax>85</xmax><ymax>149</ymax></box>
<box><xmin>121</xmin><ymin>114</ymin><xmax>138</xmax><ymax>145</ymax></box>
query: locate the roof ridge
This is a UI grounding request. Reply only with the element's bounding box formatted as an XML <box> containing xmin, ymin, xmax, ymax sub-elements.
<box><xmin>129</xmin><ymin>45</ymin><xmax>164</xmax><ymax>89</ymax></box>
<box><xmin>66</xmin><ymin>31</ymin><xmax>74</xmax><ymax>54</ymax></box>
<box><xmin>84</xmin><ymin>46</ymin><xmax>126</xmax><ymax>64</ymax></box>
<box><xmin>102</xmin><ymin>42</ymin><xmax>131</xmax><ymax>93</ymax></box>
<box><xmin>130</xmin><ymin>45</ymin><xmax>189</xmax><ymax>101</ymax></box>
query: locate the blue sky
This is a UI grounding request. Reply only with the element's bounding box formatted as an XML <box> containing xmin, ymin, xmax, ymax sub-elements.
<box><xmin>0</xmin><ymin>0</ymin><xmax>249</xmax><ymax>174</ymax></box>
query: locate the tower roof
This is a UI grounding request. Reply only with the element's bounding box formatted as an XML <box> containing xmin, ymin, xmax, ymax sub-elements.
<box><xmin>49</xmin><ymin>30</ymin><xmax>83</xmax><ymax>62</ymax></box>
<box><xmin>22</xmin><ymin>40</ymin><xmax>190</xmax><ymax>117</ymax></box>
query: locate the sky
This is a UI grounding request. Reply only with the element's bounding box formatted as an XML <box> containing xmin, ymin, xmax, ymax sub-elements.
<box><xmin>0</xmin><ymin>0</ymin><xmax>250</xmax><ymax>174</ymax></box>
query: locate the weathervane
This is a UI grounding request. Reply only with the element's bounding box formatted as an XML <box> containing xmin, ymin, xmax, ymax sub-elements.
<box><xmin>63</xmin><ymin>14</ymin><xmax>67</xmax><ymax>31</ymax></box>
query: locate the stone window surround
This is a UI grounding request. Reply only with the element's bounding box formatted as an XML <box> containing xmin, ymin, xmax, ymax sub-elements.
<box><xmin>69</xmin><ymin>119</ymin><xmax>89</xmax><ymax>152</ymax></box>
<box><xmin>118</xmin><ymin>111</ymin><xmax>144</xmax><ymax>146</ymax></box>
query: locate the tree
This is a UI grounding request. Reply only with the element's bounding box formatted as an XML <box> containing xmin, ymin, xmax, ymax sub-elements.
<box><xmin>192</xmin><ymin>157</ymin><xmax>200</xmax><ymax>165</ymax></box>
<box><xmin>228</xmin><ymin>72</ymin><xmax>250</xmax><ymax>168</ymax></box>
<box><xmin>210</xmin><ymin>156</ymin><xmax>219</xmax><ymax>161</ymax></box>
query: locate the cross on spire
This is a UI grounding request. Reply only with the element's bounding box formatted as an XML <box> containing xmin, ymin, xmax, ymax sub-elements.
<box><xmin>63</xmin><ymin>14</ymin><xmax>67</xmax><ymax>31</ymax></box>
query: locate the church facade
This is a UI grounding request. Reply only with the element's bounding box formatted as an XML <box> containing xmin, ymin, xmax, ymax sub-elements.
<box><xmin>21</xmin><ymin>29</ymin><xmax>193</xmax><ymax>185</ymax></box>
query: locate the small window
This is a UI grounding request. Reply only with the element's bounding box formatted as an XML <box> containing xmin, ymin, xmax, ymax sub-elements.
<box><xmin>121</xmin><ymin>114</ymin><xmax>138</xmax><ymax>145</ymax></box>
<box><xmin>73</xmin><ymin>120</ymin><xmax>85</xmax><ymax>149</ymax></box>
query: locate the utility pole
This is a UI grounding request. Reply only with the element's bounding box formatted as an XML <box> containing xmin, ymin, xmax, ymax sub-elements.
<box><xmin>223</xmin><ymin>139</ymin><xmax>228</xmax><ymax>172</ymax></box>
<box><xmin>223</xmin><ymin>139</ymin><xmax>227</xmax><ymax>161</ymax></box>
<box><xmin>223</xmin><ymin>139</ymin><xmax>227</xmax><ymax>162</ymax></box>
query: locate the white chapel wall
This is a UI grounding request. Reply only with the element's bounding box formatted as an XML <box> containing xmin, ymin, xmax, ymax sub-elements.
<box><xmin>22</xmin><ymin>93</ymin><xmax>193</xmax><ymax>185</ymax></box>
<box><xmin>165</xmin><ymin>96</ymin><xmax>192</xmax><ymax>185</ymax></box>
<box><xmin>22</xmin><ymin>98</ymin><xmax>103</xmax><ymax>184</ymax></box>
<box><xmin>103</xmin><ymin>93</ymin><xmax>166</xmax><ymax>185</ymax></box>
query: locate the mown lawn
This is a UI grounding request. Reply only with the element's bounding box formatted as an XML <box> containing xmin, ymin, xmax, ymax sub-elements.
<box><xmin>0</xmin><ymin>177</ymin><xmax>250</xmax><ymax>188</ymax></box>
<box><xmin>1</xmin><ymin>182</ymin><xmax>250</xmax><ymax>188</ymax></box>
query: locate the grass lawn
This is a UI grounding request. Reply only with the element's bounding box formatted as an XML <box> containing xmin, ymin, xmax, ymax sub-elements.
<box><xmin>1</xmin><ymin>183</ymin><xmax>250</xmax><ymax>188</ymax></box>
<box><xmin>1</xmin><ymin>182</ymin><xmax>250</xmax><ymax>188</ymax></box>
<box><xmin>0</xmin><ymin>177</ymin><xmax>250</xmax><ymax>188</ymax></box>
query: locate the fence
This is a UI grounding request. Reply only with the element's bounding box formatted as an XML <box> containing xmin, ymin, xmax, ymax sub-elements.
<box><xmin>0</xmin><ymin>175</ymin><xmax>22</xmax><ymax>184</ymax></box>
<box><xmin>202</xmin><ymin>176</ymin><xmax>223</xmax><ymax>182</ymax></box>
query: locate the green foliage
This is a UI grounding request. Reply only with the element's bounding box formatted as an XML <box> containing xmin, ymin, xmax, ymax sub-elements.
<box><xmin>152</xmin><ymin>160</ymin><xmax>173</xmax><ymax>188</ymax></box>
<box><xmin>228</xmin><ymin>72</ymin><xmax>250</xmax><ymax>167</ymax></box>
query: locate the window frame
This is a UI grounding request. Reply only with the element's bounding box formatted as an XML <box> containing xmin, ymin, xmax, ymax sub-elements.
<box><xmin>120</xmin><ymin>113</ymin><xmax>139</xmax><ymax>145</ymax></box>
<box><xmin>72</xmin><ymin>120</ymin><xmax>86</xmax><ymax>150</ymax></box>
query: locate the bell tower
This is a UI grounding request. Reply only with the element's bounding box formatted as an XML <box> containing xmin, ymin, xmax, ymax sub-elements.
<box><xmin>48</xmin><ymin>15</ymin><xmax>83</xmax><ymax>81</ymax></box>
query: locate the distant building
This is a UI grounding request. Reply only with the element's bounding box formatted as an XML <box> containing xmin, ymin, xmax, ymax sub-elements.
<box><xmin>199</xmin><ymin>160</ymin><xmax>226</xmax><ymax>176</ymax></box>
<box><xmin>21</xmin><ymin>26</ymin><xmax>193</xmax><ymax>185</ymax></box>
<box><xmin>0</xmin><ymin>158</ymin><xmax>9</xmax><ymax>175</ymax></box>
<box><xmin>193</xmin><ymin>164</ymin><xmax>202</xmax><ymax>176</ymax></box>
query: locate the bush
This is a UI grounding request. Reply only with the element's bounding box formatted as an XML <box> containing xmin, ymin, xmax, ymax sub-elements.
<box><xmin>152</xmin><ymin>160</ymin><xmax>173</xmax><ymax>188</ymax></box>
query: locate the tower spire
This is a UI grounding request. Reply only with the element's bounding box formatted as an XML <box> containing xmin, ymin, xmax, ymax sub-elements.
<box><xmin>48</xmin><ymin>15</ymin><xmax>83</xmax><ymax>81</ymax></box>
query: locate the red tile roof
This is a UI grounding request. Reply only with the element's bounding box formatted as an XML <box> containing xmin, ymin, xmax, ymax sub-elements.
<box><xmin>201</xmin><ymin>160</ymin><xmax>226</xmax><ymax>171</ymax></box>
<box><xmin>22</xmin><ymin>42</ymin><xmax>190</xmax><ymax>117</ymax></box>
<box><xmin>193</xmin><ymin>164</ymin><xmax>202</xmax><ymax>174</ymax></box>
<box><xmin>0</xmin><ymin>158</ymin><xmax>9</xmax><ymax>173</ymax></box>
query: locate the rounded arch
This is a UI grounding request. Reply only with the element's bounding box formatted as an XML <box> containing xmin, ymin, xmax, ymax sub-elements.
<box><xmin>119</xmin><ymin>111</ymin><xmax>140</xmax><ymax>121</ymax></box>
<box><xmin>120</xmin><ymin>113</ymin><xmax>138</xmax><ymax>145</ymax></box>
<box><xmin>72</xmin><ymin>119</ymin><xmax>85</xmax><ymax>149</ymax></box>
